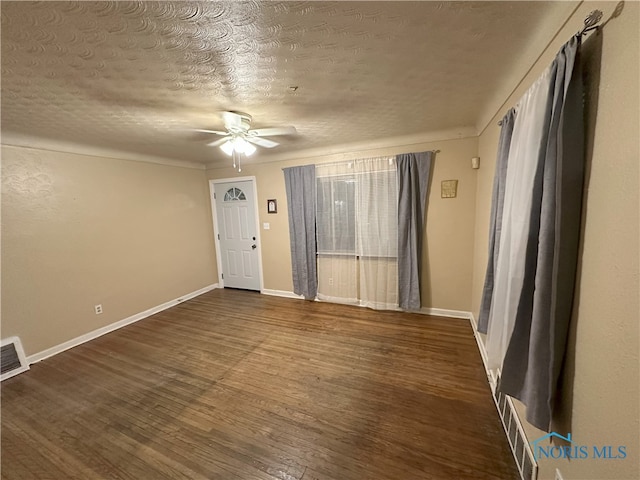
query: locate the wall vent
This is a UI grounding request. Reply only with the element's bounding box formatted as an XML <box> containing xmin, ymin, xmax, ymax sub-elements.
<box><xmin>471</xmin><ymin>318</ymin><xmax>537</xmax><ymax>480</ymax></box>
<box><xmin>490</xmin><ymin>378</ymin><xmax>537</xmax><ymax>480</ymax></box>
<box><xmin>1</xmin><ymin>337</ymin><xmax>29</xmax><ymax>381</ymax></box>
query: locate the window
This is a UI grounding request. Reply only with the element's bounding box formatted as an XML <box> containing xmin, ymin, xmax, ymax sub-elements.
<box><xmin>316</xmin><ymin>175</ymin><xmax>356</xmax><ymax>254</ymax></box>
<box><xmin>316</xmin><ymin>167</ymin><xmax>397</xmax><ymax>258</ymax></box>
<box><xmin>357</xmin><ymin>169</ymin><xmax>398</xmax><ymax>257</ymax></box>
<box><xmin>315</xmin><ymin>157</ymin><xmax>398</xmax><ymax>309</ymax></box>
<box><xmin>224</xmin><ymin>187</ymin><xmax>246</xmax><ymax>202</ymax></box>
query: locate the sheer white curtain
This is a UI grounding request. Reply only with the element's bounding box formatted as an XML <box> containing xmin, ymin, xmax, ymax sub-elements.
<box><xmin>485</xmin><ymin>66</ymin><xmax>553</xmax><ymax>370</ymax></box>
<box><xmin>316</xmin><ymin>160</ymin><xmax>358</xmax><ymax>304</ymax></box>
<box><xmin>316</xmin><ymin>157</ymin><xmax>398</xmax><ymax>309</ymax></box>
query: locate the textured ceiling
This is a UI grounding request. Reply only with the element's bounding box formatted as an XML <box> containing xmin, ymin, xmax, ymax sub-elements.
<box><xmin>1</xmin><ymin>1</ymin><xmax>577</xmax><ymax>167</ymax></box>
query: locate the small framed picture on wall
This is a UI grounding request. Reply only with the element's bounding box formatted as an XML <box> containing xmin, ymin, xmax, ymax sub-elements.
<box><xmin>441</xmin><ymin>179</ymin><xmax>458</xmax><ymax>198</ymax></box>
<box><xmin>267</xmin><ymin>199</ymin><xmax>277</xmax><ymax>214</ymax></box>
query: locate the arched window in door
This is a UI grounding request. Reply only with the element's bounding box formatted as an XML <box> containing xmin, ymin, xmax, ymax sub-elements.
<box><xmin>224</xmin><ymin>187</ymin><xmax>246</xmax><ymax>202</ymax></box>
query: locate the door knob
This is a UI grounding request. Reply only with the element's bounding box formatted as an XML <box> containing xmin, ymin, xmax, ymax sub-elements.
<box><xmin>252</xmin><ymin>244</ymin><xmax>257</xmax><ymax>250</ymax></box>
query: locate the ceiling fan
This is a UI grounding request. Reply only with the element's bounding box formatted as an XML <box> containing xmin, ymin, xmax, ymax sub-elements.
<box><xmin>194</xmin><ymin>111</ymin><xmax>296</xmax><ymax>171</ymax></box>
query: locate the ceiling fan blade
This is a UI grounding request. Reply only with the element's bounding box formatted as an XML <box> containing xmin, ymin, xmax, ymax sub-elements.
<box><xmin>192</xmin><ymin>129</ymin><xmax>228</xmax><ymax>135</ymax></box>
<box><xmin>246</xmin><ymin>136</ymin><xmax>279</xmax><ymax>148</ymax></box>
<box><xmin>248</xmin><ymin>126</ymin><xmax>297</xmax><ymax>137</ymax></box>
<box><xmin>206</xmin><ymin>137</ymin><xmax>231</xmax><ymax>147</ymax></box>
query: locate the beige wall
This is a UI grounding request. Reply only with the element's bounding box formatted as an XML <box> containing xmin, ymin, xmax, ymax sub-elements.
<box><xmin>1</xmin><ymin>145</ymin><xmax>218</xmax><ymax>357</ymax></box>
<box><xmin>471</xmin><ymin>2</ymin><xmax>639</xmax><ymax>479</ymax></box>
<box><xmin>207</xmin><ymin>136</ymin><xmax>479</xmax><ymax>311</ymax></box>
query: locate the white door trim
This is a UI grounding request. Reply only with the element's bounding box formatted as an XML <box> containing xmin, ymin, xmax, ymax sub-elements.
<box><xmin>209</xmin><ymin>177</ymin><xmax>264</xmax><ymax>292</ymax></box>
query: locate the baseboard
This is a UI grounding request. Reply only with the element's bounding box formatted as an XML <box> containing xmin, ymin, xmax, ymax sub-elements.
<box><xmin>469</xmin><ymin>311</ymin><xmax>479</xmax><ymax>330</ymax></box>
<box><xmin>260</xmin><ymin>289</ymin><xmax>474</xmax><ymax>321</ymax></box>
<box><xmin>26</xmin><ymin>283</ymin><xmax>219</xmax><ymax>365</ymax></box>
<box><xmin>261</xmin><ymin>288</ymin><xmax>305</xmax><ymax>299</ymax></box>
<box><xmin>419</xmin><ymin>307</ymin><xmax>472</xmax><ymax>320</ymax></box>
<box><xmin>469</xmin><ymin>312</ymin><xmax>491</xmax><ymax>377</ymax></box>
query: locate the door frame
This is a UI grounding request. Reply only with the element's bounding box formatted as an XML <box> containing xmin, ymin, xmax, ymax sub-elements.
<box><xmin>209</xmin><ymin>176</ymin><xmax>264</xmax><ymax>292</ymax></box>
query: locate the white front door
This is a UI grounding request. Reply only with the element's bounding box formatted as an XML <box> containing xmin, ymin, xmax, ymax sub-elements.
<box><xmin>213</xmin><ymin>180</ymin><xmax>261</xmax><ymax>291</ymax></box>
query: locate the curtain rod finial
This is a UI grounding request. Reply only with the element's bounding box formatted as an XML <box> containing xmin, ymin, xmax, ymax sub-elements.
<box><xmin>579</xmin><ymin>10</ymin><xmax>603</xmax><ymax>35</ymax></box>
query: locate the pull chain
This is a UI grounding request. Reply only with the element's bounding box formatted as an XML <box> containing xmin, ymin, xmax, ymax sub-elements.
<box><xmin>231</xmin><ymin>150</ymin><xmax>244</xmax><ymax>172</ymax></box>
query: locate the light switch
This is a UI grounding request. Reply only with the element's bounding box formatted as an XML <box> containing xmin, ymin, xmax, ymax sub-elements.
<box><xmin>263</xmin><ymin>223</ymin><xmax>270</xmax><ymax>230</ymax></box>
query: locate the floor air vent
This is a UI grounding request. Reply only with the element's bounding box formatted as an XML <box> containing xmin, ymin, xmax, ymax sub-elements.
<box><xmin>1</xmin><ymin>337</ymin><xmax>29</xmax><ymax>381</ymax></box>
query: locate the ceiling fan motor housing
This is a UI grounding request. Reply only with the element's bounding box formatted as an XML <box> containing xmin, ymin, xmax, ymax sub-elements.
<box><xmin>226</xmin><ymin>112</ymin><xmax>252</xmax><ymax>133</ymax></box>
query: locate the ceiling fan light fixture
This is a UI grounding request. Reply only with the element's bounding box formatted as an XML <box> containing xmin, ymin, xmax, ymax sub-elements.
<box><xmin>220</xmin><ymin>139</ymin><xmax>234</xmax><ymax>156</ymax></box>
<box><xmin>220</xmin><ymin>136</ymin><xmax>256</xmax><ymax>157</ymax></box>
<box><xmin>239</xmin><ymin>138</ymin><xmax>256</xmax><ymax>156</ymax></box>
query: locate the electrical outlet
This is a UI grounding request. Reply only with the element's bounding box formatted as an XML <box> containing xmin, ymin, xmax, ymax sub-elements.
<box><xmin>94</xmin><ymin>304</ymin><xmax>103</xmax><ymax>315</ymax></box>
<box><xmin>328</xmin><ymin>278</ymin><xmax>334</xmax><ymax>285</ymax></box>
<box><xmin>555</xmin><ymin>468</ymin><xmax>564</xmax><ymax>480</ymax></box>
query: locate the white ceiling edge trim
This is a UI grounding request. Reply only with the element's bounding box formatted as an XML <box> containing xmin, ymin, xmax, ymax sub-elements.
<box><xmin>205</xmin><ymin>126</ymin><xmax>478</xmax><ymax>170</ymax></box>
<box><xmin>0</xmin><ymin>132</ymin><xmax>206</xmax><ymax>170</ymax></box>
<box><xmin>475</xmin><ymin>1</ymin><xmax>582</xmax><ymax>135</ymax></box>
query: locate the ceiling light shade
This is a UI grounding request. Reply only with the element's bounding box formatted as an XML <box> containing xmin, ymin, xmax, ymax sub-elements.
<box><xmin>219</xmin><ymin>136</ymin><xmax>256</xmax><ymax>157</ymax></box>
<box><xmin>220</xmin><ymin>139</ymin><xmax>234</xmax><ymax>156</ymax></box>
<box><xmin>242</xmin><ymin>140</ymin><xmax>257</xmax><ymax>156</ymax></box>
<box><xmin>233</xmin><ymin>137</ymin><xmax>255</xmax><ymax>156</ymax></box>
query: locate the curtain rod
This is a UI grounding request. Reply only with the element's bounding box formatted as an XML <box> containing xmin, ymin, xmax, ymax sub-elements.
<box><xmin>497</xmin><ymin>9</ymin><xmax>603</xmax><ymax>127</ymax></box>
<box><xmin>308</xmin><ymin>150</ymin><xmax>440</xmax><ymax>169</ymax></box>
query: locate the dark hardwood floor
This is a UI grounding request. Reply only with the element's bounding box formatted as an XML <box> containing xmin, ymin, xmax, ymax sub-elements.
<box><xmin>1</xmin><ymin>289</ymin><xmax>518</xmax><ymax>479</ymax></box>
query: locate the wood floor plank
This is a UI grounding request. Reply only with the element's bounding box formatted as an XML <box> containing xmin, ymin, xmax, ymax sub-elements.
<box><xmin>2</xmin><ymin>288</ymin><xmax>518</xmax><ymax>479</ymax></box>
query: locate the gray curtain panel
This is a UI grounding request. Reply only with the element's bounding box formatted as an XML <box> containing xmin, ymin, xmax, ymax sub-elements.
<box><xmin>283</xmin><ymin>165</ymin><xmax>317</xmax><ymax>300</ymax></box>
<box><xmin>477</xmin><ymin>108</ymin><xmax>516</xmax><ymax>334</ymax></box>
<box><xmin>499</xmin><ymin>35</ymin><xmax>584</xmax><ymax>432</ymax></box>
<box><xmin>397</xmin><ymin>151</ymin><xmax>433</xmax><ymax>311</ymax></box>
